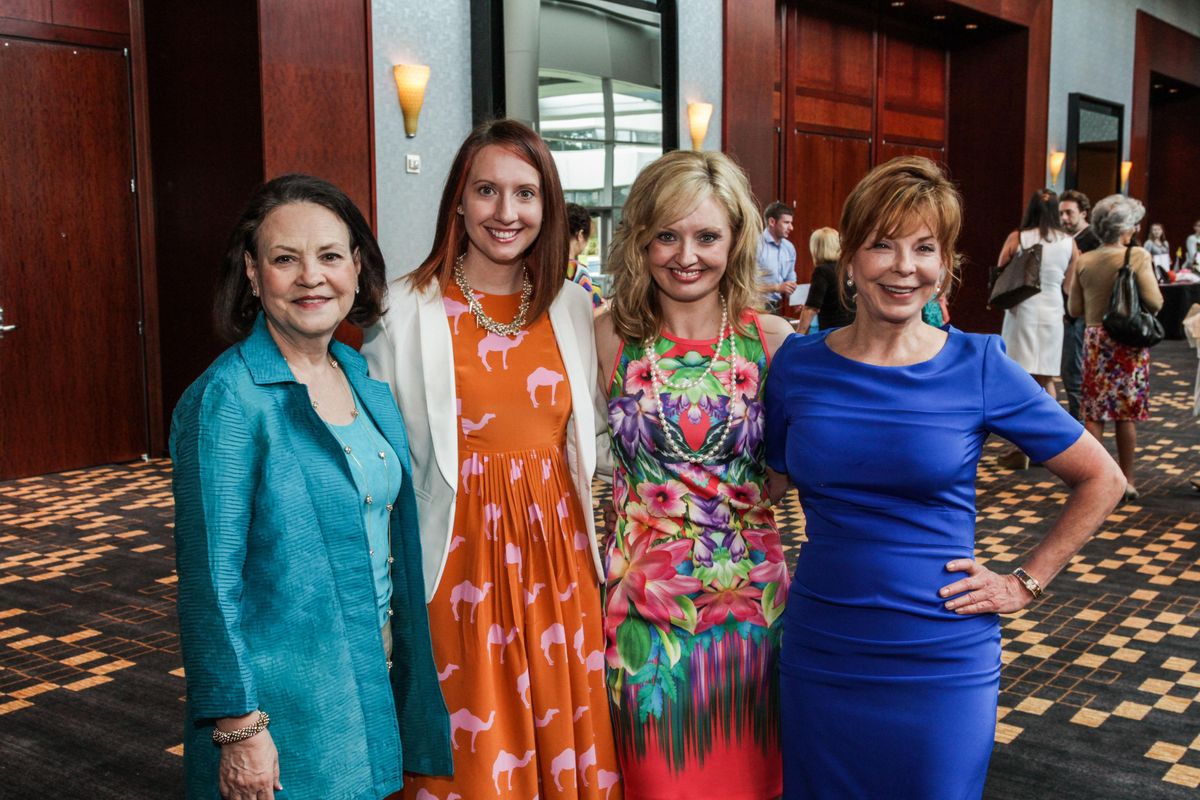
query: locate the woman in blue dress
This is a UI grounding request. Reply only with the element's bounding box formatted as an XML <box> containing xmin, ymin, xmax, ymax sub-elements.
<box><xmin>763</xmin><ymin>157</ymin><xmax>1126</xmax><ymax>799</ymax></box>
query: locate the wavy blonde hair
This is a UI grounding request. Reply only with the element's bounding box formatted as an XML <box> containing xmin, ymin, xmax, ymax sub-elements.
<box><xmin>607</xmin><ymin>150</ymin><xmax>762</xmax><ymax>344</ymax></box>
<box><xmin>837</xmin><ymin>156</ymin><xmax>962</xmax><ymax>308</ymax></box>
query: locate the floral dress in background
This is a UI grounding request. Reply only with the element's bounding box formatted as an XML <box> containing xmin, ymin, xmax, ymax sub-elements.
<box><xmin>604</xmin><ymin>315</ymin><xmax>788</xmax><ymax>800</ymax></box>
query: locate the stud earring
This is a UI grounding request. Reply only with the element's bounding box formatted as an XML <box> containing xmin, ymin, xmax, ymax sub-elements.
<box><xmin>355</xmin><ymin>283</ymin><xmax>360</xmax><ymax>295</ymax></box>
<box><xmin>846</xmin><ymin>276</ymin><xmax>854</xmax><ymax>287</ymax></box>
<box><xmin>456</xmin><ymin>204</ymin><xmax>464</xmax><ymax>215</ymax></box>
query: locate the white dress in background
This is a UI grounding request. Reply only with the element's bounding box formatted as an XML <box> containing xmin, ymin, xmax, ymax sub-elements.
<box><xmin>1001</xmin><ymin>229</ymin><xmax>1074</xmax><ymax>375</ymax></box>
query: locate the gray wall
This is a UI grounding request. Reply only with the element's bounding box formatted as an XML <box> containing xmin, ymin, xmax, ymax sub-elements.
<box><xmin>677</xmin><ymin>0</ymin><xmax>724</xmax><ymax>152</ymax></box>
<box><xmin>1048</xmin><ymin>0</ymin><xmax>1200</xmax><ymax>178</ymax></box>
<box><xmin>372</xmin><ymin>0</ymin><xmax>475</xmax><ymax>278</ymax></box>
<box><xmin>371</xmin><ymin>0</ymin><xmax>725</xmax><ymax>278</ymax></box>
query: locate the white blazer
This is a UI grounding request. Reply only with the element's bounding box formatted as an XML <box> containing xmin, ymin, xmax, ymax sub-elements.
<box><xmin>362</xmin><ymin>278</ymin><xmax>609</xmax><ymax>602</ymax></box>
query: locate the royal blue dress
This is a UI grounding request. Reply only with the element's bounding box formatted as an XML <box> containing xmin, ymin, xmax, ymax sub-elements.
<box><xmin>764</xmin><ymin>328</ymin><xmax>1083</xmax><ymax>800</ymax></box>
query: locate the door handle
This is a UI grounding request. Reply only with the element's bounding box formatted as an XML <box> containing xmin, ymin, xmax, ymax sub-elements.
<box><xmin>0</xmin><ymin>307</ymin><xmax>16</xmax><ymax>336</ymax></box>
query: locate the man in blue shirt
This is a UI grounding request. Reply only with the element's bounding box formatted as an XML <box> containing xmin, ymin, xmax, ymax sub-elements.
<box><xmin>757</xmin><ymin>201</ymin><xmax>797</xmax><ymax>312</ymax></box>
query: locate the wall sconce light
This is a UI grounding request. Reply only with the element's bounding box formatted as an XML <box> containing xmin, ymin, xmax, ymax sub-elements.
<box><xmin>393</xmin><ymin>64</ymin><xmax>431</xmax><ymax>138</ymax></box>
<box><xmin>1120</xmin><ymin>160</ymin><xmax>1133</xmax><ymax>193</ymax></box>
<box><xmin>1048</xmin><ymin>151</ymin><xmax>1065</xmax><ymax>187</ymax></box>
<box><xmin>688</xmin><ymin>102</ymin><xmax>713</xmax><ymax>150</ymax></box>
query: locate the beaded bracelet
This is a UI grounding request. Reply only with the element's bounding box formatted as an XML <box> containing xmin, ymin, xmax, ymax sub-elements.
<box><xmin>212</xmin><ymin>711</ymin><xmax>270</xmax><ymax>745</ymax></box>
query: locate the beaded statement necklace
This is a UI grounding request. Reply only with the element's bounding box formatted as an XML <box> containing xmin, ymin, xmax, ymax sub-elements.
<box><xmin>453</xmin><ymin>253</ymin><xmax>532</xmax><ymax>336</ymax></box>
<box><xmin>643</xmin><ymin>295</ymin><xmax>739</xmax><ymax>465</ymax></box>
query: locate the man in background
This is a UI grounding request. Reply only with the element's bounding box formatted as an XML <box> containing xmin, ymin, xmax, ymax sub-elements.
<box><xmin>1060</xmin><ymin>189</ymin><xmax>1102</xmax><ymax>420</ymax></box>
<box><xmin>757</xmin><ymin>201</ymin><xmax>797</xmax><ymax>313</ymax></box>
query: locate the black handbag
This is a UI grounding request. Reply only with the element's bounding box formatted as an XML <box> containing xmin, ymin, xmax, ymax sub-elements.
<box><xmin>988</xmin><ymin>236</ymin><xmax>1042</xmax><ymax>310</ymax></box>
<box><xmin>1102</xmin><ymin>244</ymin><xmax>1164</xmax><ymax>348</ymax></box>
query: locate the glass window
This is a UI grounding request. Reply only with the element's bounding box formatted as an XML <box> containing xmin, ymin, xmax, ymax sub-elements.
<box><xmin>538</xmin><ymin>68</ymin><xmax>662</xmax><ymax>283</ymax></box>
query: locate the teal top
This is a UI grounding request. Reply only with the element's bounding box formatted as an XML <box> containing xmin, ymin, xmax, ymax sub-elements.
<box><xmin>324</xmin><ymin>387</ymin><xmax>403</xmax><ymax>629</ymax></box>
<box><xmin>170</xmin><ymin>315</ymin><xmax>452</xmax><ymax>800</ymax></box>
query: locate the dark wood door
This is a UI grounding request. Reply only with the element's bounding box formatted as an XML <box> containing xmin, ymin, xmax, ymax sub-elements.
<box><xmin>0</xmin><ymin>38</ymin><xmax>147</xmax><ymax>479</ymax></box>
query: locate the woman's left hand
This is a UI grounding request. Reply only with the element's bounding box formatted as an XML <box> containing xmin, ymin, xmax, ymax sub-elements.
<box><xmin>939</xmin><ymin>559</ymin><xmax>1034</xmax><ymax>614</ymax></box>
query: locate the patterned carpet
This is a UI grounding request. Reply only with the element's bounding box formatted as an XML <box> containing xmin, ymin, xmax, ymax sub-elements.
<box><xmin>0</xmin><ymin>342</ymin><xmax>1197</xmax><ymax>798</ymax></box>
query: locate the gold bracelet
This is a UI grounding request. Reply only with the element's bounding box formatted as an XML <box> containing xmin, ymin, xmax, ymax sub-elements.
<box><xmin>1012</xmin><ymin>567</ymin><xmax>1044</xmax><ymax>599</ymax></box>
<box><xmin>212</xmin><ymin>711</ymin><xmax>270</xmax><ymax>745</ymax></box>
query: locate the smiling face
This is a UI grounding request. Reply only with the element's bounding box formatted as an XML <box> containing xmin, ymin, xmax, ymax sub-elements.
<box><xmin>460</xmin><ymin>144</ymin><xmax>543</xmax><ymax>268</ymax></box>
<box><xmin>848</xmin><ymin>220</ymin><xmax>944</xmax><ymax>326</ymax></box>
<box><xmin>245</xmin><ymin>201</ymin><xmax>360</xmax><ymax>347</ymax></box>
<box><xmin>646</xmin><ymin>194</ymin><xmax>731</xmax><ymax>307</ymax></box>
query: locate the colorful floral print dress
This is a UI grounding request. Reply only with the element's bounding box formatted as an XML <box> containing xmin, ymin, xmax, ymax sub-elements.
<box><xmin>402</xmin><ymin>284</ymin><xmax>622</xmax><ymax>800</ymax></box>
<box><xmin>604</xmin><ymin>315</ymin><xmax>788</xmax><ymax>800</ymax></box>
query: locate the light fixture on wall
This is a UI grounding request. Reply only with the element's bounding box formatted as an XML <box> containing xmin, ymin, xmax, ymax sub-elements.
<box><xmin>393</xmin><ymin>64</ymin><xmax>431</xmax><ymax>138</ymax></box>
<box><xmin>1048</xmin><ymin>150</ymin><xmax>1065</xmax><ymax>188</ymax></box>
<box><xmin>1121</xmin><ymin>160</ymin><xmax>1133</xmax><ymax>193</ymax></box>
<box><xmin>688</xmin><ymin>102</ymin><xmax>713</xmax><ymax>150</ymax></box>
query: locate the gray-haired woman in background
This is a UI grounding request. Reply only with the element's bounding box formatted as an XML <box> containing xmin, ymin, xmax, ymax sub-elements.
<box><xmin>1068</xmin><ymin>194</ymin><xmax>1163</xmax><ymax>502</ymax></box>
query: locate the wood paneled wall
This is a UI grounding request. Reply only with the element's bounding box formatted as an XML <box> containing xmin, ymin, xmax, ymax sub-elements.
<box><xmin>0</xmin><ymin>0</ymin><xmax>128</xmax><ymax>34</ymax></box>
<box><xmin>1131</xmin><ymin>11</ymin><xmax>1200</xmax><ymax>206</ymax></box>
<box><xmin>721</xmin><ymin>0</ymin><xmax>779</xmax><ymax>210</ymax></box>
<box><xmin>146</xmin><ymin>0</ymin><xmax>375</xmax><ymax>437</ymax></box>
<box><xmin>947</xmin><ymin>30</ymin><xmax>1029</xmax><ymax>334</ymax></box>
<box><xmin>779</xmin><ymin>5</ymin><xmax>948</xmax><ymax>282</ymax></box>
<box><xmin>724</xmin><ymin>0</ymin><xmax>1051</xmax><ymax>332</ymax></box>
<box><xmin>1147</xmin><ymin>93</ymin><xmax>1200</xmax><ymax>259</ymax></box>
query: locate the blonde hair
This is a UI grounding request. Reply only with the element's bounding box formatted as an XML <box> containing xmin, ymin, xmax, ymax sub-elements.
<box><xmin>837</xmin><ymin>157</ymin><xmax>962</xmax><ymax>307</ymax></box>
<box><xmin>607</xmin><ymin>150</ymin><xmax>762</xmax><ymax>344</ymax></box>
<box><xmin>809</xmin><ymin>227</ymin><xmax>841</xmax><ymax>264</ymax></box>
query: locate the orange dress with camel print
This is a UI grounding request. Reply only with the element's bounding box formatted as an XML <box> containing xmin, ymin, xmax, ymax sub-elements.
<box><xmin>401</xmin><ymin>284</ymin><xmax>622</xmax><ymax>800</ymax></box>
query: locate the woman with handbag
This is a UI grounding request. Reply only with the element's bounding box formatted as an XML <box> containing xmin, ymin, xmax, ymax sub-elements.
<box><xmin>994</xmin><ymin>189</ymin><xmax>1078</xmax><ymax>469</ymax></box>
<box><xmin>1068</xmin><ymin>194</ymin><xmax>1163</xmax><ymax>502</ymax></box>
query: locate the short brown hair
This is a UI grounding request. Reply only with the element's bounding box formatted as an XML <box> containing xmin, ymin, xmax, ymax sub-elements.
<box><xmin>406</xmin><ymin>119</ymin><xmax>567</xmax><ymax>323</ymax></box>
<box><xmin>214</xmin><ymin>174</ymin><xmax>387</xmax><ymax>342</ymax></box>
<box><xmin>1059</xmin><ymin>189</ymin><xmax>1091</xmax><ymax>219</ymax></box>
<box><xmin>607</xmin><ymin>150</ymin><xmax>762</xmax><ymax>344</ymax></box>
<box><xmin>764</xmin><ymin>201</ymin><xmax>794</xmax><ymax>222</ymax></box>
<box><xmin>837</xmin><ymin>157</ymin><xmax>962</xmax><ymax>307</ymax></box>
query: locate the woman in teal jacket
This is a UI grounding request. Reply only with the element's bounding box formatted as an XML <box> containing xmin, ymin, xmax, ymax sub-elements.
<box><xmin>170</xmin><ymin>174</ymin><xmax>451</xmax><ymax>799</ymax></box>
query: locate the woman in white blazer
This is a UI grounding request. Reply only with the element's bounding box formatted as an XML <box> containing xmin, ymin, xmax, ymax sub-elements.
<box><xmin>361</xmin><ymin>119</ymin><xmax>621</xmax><ymax>799</ymax></box>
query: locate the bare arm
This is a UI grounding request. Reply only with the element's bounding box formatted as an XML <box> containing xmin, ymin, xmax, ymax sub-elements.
<box><xmin>996</xmin><ymin>230</ymin><xmax>1020</xmax><ymax>267</ymax></box>
<box><xmin>1063</xmin><ymin>240</ymin><xmax>1079</xmax><ymax>301</ymax></box>
<box><xmin>766</xmin><ymin>467</ymin><xmax>792</xmax><ymax>504</ymax></box>
<box><xmin>796</xmin><ymin>306</ymin><xmax>816</xmax><ymax>334</ymax></box>
<box><xmin>941</xmin><ymin>432</ymin><xmax>1125</xmax><ymax>614</ymax></box>
<box><xmin>757</xmin><ymin>313</ymin><xmax>794</xmax><ymax>357</ymax></box>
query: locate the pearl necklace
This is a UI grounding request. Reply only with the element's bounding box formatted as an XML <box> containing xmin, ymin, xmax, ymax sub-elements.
<box><xmin>453</xmin><ymin>253</ymin><xmax>532</xmax><ymax>336</ymax></box>
<box><xmin>643</xmin><ymin>298</ymin><xmax>739</xmax><ymax>464</ymax></box>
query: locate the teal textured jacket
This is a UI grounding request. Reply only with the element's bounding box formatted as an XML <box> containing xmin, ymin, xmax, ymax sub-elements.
<box><xmin>170</xmin><ymin>316</ymin><xmax>452</xmax><ymax>799</ymax></box>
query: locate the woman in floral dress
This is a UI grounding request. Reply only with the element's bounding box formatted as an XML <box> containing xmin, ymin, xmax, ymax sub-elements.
<box><xmin>594</xmin><ymin>150</ymin><xmax>793</xmax><ymax>799</ymax></box>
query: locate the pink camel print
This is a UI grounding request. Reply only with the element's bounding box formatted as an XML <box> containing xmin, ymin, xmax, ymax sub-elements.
<box><xmin>462</xmin><ymin>412</ymin><xmax>496</xmax><ymax>436</ymax></box>
<box><xmin>541</xmin><ymin>622</ymin><xmax>566</xmax><ymax>665</ymax></box>
<box><xmin>486</xmin><ymin>623</ymin><xmax>518</xmax><ymax>663</ymax></box>
<box><xmin>549</xmin><ymin>747</ymin><xmax>577</xmax><ymax>792</ymax></box>
<box><xmin>449</xmin><ymin>707</ymin><xmax>495</xmax><ymax>752</ymax></box>
<box><xmin>443</xmin><ymin>295</ymin><xmax>477</xmax><ymax>334</ymax></box>
<box><xmin>449</xmin><ymin>580</ymin><xmax>492</xmax><ymax>622</ymax></box>
<box><xmin>492</xmin><ymin>749</ymin><xmax>535</xmax><ymax>793</ymax></box>
<box><xmin>478</xmin><ymin>330</ymin><xmax>529</xmax><ymax>372</ymax></box>
<box><xmin>526</xmin><ymin>367</ymin><xmax>564</xmax><ymax>408</ymax></box>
